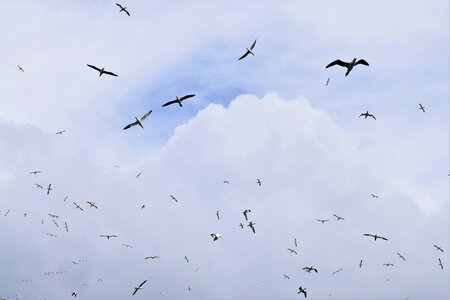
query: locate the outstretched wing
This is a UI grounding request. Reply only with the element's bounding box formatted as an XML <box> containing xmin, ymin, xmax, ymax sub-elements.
<box><xmin>355</xmin><ymin>59</ymin><xmax>369</xmax><ymax>66</ymax></box>
<box><xmin>116</xmin><ymin>3</ymin><xmax>124</xmax><ymax>9</ymax></box>
<box><xmin>370</xmin><ymin>114</ymin><xmax>376</xmax><ymax>120</ymax></box>
<box><xmin>162</xmin><ymin>99</ymin><xmax>177</xmax><ymax>107</ymax></box>
<box><xmin>87</xmin><ymin>64</ymin><xmax>101</xmax><ymax>72</ymax></box>
<box><xmin>326</xmin><ymin>60</ymin><xmax>349</xmax><ymax>68</ymax></box>
<box><xmin>249</xmin><ymin>39</ymin><xmax>257</xmax><ymax>50</ymax></box>
<box><xmin>363</xmin><ymin>233</ymin><xmax>373</xmax><ymax>237</ymax></box>
<box><xmin>102</xmin><ymin>70</ymin><xmax>118</xmax><ymax>77</ymax></box>
<box><xmin>123</xmin><ymin>120</ymin><xmax>139</xmax><ymax>130</ymax></box>
<box><xmin>141</xmin><ymin>110</ymin><xmax>152</xmax><ymax>121</ymax></box>
<box><xmin>239</xmin><ymin>50</ymin><xmax>250</xmax><ymax>60</ymax></box>
<box><xmin>124</xmin><ymin>9</ymin><xmax>130</xmax><ymax>16</ymax></box>
<box><xmin>379</xmin><ymin>236</ymin><xmax>388</xmax><ymax>240</ymax></box>
<box><xmin>180</xmin><ymin>94</ymin><xmax>195</xmax><ymax>101</ymax></box>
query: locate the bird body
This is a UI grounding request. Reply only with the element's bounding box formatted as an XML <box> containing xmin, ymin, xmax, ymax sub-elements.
<box><xmin>303</xmin><ymin>266</ymin><xmax>318</xmax><ymax>273</ymax></box>
<box><xmin>243</xmin><ymin>209</ymin><xmax>251</xmax><ymax>221</ymax></box>
<box><xmin>210</xmin><ymin>233</ymin><xmax>222</xmax><ymax>241</ymax></box>
<box><xmin>46</xmin><ymin>184</ymin><xmax>52</xmax><ymax>195</ymax></box>
<box><xmin>419</xmin><ymin>103</ymin><xmax>425</xmax><ymax>113</ymax></box>
<box><xmin>298</xmin><ymin>286</ymin><xmax>307</xmax><ymax>298</ymax></box>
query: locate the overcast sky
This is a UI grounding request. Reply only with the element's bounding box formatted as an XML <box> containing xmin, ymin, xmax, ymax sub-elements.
<box><xmin>0</xmin><ymin>1</ymin><xmax>448</xmax><ymax>299</ymax></box>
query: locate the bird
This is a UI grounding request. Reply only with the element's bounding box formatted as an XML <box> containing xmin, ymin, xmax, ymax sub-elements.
<box><xmin>247</xmin><ymin>221</ymin><xmax>256</xmax><ymax>234</ymax></box>
<box><xmin>194</xmin><ymin>267</ymin><xmax>200</xmax><ymax>272</ymax></box>
<box><xmin>184</xmin><ymin>256</ymin><xmax>189</xmax><ymax>263</ymax></box>
<box><xmin>216</xmin><ymin>210</ymin><xmax>220</xmax><ymax>220</ymax></box>
<box><xmin>371</xmin><ymin>194</ymin><xmax>379</xmax><ymax>198</ymax></box>
<box><xmin>100</xmin><ymin>235</ymin><xmax>117</xmax><ymax>239</ymax></box>
<box><xmin>223</xmin><ymin>180</ymin><xmax>230</xmax><ymax>184</ymax></box>
<box><xmin>35</xmin><ymin>183</ymin><xmax>43</xmax><ymax>189</ymax></box>
<box><xmin>141</xmin><ymin>204</ymin><xmax>145</xmax><ymax>209</ymax></box>
<box><xmin>283</xmin><ymin>274</ymin><xmax>290</xmax><ymax>279</ymax></box>
<box><xmin>326</xmin><ymin>77</ymin><xmax>330</xmax><ymax>86</ymax></box>
<box><xmin>325</xmin><ymin>58</ymin><xmax>369</xmax><ymax>76</ymax></box>
<box><xmin>317</xmin><ymin>219</ymin><xmax>329</xmax><ymax>223</ymax></box>
<box><xmin>359</xmin><ymin>111</ymin><xmax>376</xmax><ymax>120</ymax></box>
<box><xmin>65</xmin><ymin>222</ymin><xmax>69</xmax><ymax>232</ymax></box>
<box><xmin>18</xmin><ymin>65</ymin><xmax>24</xmax><ymax>72</ymax></box>
<box><xmin>46</xmin><ymin>233</ymin><xmax>57</xmax><ymax>238</ymax></box>
<box><xmin>132</xmin><ymin>280</ymin><xmax>147</xmax><ymax>296</ymax></box>
<box><xmin>397</xmin><ymin>253</ymin><xmax>406</xmax><ymax>261</ymax></box>
<box><xmin>71</xmin><ymin>292</ymin><xmax>78</xmax><ymax>297</ymax></box>
<box><xmin>73</xmin><ymin>202</ymin><xmax>84</xmax><ymax>211</ymax></box>
<box><xmin>3</xmin><ymin>210</ymin><xmax>10</xmax><ymax>217</ymax></box>
<box><xmin>363</xmin><ymin>233</ymin><xmax>388</xmax><ymax>241</ymax></box>
<box><xmin>52</xmin><ymin>219</ymin><xmax>59</xmax><ymax>227</ymax></box>
<box><xmin>297</xmin><ymin>286</ymin><xmax>307</xmax><ymax>298</ymax></box>
<box><xmin>294</xmin><ymin>238</ymin><xmax>298</xmax><ymax>247</ymax></box>
<box><xmin>287</xmin><ymin>248</ymin><xmax>298</xmax><ymax>255</ymax></box>
<box><xmin>30</xmin><ymin>171</ymin><xmax>42</xmax><ymax>175</ymax></box>
<box><xmin>162</xmin><ymin>94</ymin><xmax>195</xmax><ymax>107</ymax></box>
<box><xmin>46</xmin><ymin>184</ymin><xmax>52</xmax><ymax>195</ymax></box>
<box><xmin>170</xmin><ymin>195</ymin><xmax>178</xmax><ymax>203</ymax></box>
<box><xmin>136</xmin><ymin>172</ymin><xmax>142</xmax><ymax>178</ymax></box>
<box><xmin>243</xmin><ymin>209</ymin><xmax>251</xmax><ymax>221</ymax></box>
<box><xmin>383</xmin><ymin>263</ymin><xmax>394</xmax><ymax>267</ymax></box>
<box><xmin>419</xmin><ymin>103</ymin><xmax>425</xmax><ymax>113</ymax></box>
<box><xmin>145</xmin><ymin>256</ymin><xmax>160</xmax><ymax>260</ymax></box>
<box><xmin>333</xmin><ymin>268</ymin><xmax>343</xmax><ymax>274</ymax></box>
<box><xmin>123</xmin><ymin>110</ymin><xmax>152</xmax><ymax>130</ymax></box>
<box><xmin>333</xmin><ymin>214</ymin><xmax>345</xmax><ymax>221</ymax></box>
<box><xmin>55</xmin><ymin>130</ymin><xmax>66</xmax><ymax>135</ymax></box>
<box><xmin>116</xmin><ymin>3</ymin><xmax>130</xmax><ymax>16</ymax></box>
<box><xmin>210</xmin><ymin>233</ymin><xmax>222</xmax><ymax>241</ymax></box>
<box><xmin>239</xmin><ymin>223</ymin><xmax>244</xmax><ymax>229</ymax></box>
<box><xmin>256</xmin><ymin>178</ymin><xmax>262</xmax><ymax>186</ymax></box>
<box><xmin>438</xmin><ymin>258</ymin><xmax>443</xmax><ymax>270</ymax></box>
<box><xmin>359</xmin><ymin>260</ymin><xmax>363</xmax><ymax>268</ymax></box>
<box><xmin>239</xmin><ymin>39</ymin><xmax>257</xmax><ymax>60</ymax></box>
<box><xmin>86</xmin><ymin>201</ymin><xmax>98</xmax><ymax>209</ymax></box>
<box><xmin>433</xmin><ymin>245</ymin><xmax>444</xmax><ymax>252</ymax></box>
<box><xmin>64</xmin><ymin>195</ymin><xmax>68</xmax><ymax>202</ymax></box>
<box><xmin>87</xmin><ymin>64</ymin><xmax>118</xmax><ymax>77</ymax></box>
<box><xmin>303</xmin><ymin>266</ymin><xmax>318</xmax><ymax>273</ymax></box>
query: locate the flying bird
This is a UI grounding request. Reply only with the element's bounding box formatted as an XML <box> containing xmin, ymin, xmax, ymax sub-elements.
<box><xmin>326</xmin><ymin>77</ymin><xmax>330</xmax><ymax>86</ymax></box>
<box><xmin>216</xmin><ymin>210</ymin><xmax>220</xmax><ymax>220</ymax></box>
<box><xmin>184</xmin><ymin>256</ymin><xmax>189</xmax><ymax>263</ymax></box>
<box><xmin>210</xmin><ymin>233</ymin><xmax>222</xmax><ymax>241</ymax></box>
<box><xmin>65</xmin><ymin>222</ymin><xmax>69</xmax><ymax>232</ymax></box>
<box><xmin>123</xmin><ymin>110</ymin><xmax>152</xmax><ymax>130</ymax></box>
<box><xmin>86</xmin><ymin>201</ymin><xmax>98</xmax><ymax>209</ymax></box>
<box><xmin>317</xmin><ymin>219</ymin><xmax>329</xmax><ymax>223</ymax></box>
<box><xmin>73</xmin><ymin>202</ymin><xmax>84</xmax><ymax>211</ymax></box>
<box><xmin>397</xmin><ymin>253</ymin><xmax>406</xmax><ymax>261</ymax></box>
<box><xmin>100</xmin><ymin>235</ymin><xmax>117</xmax><ymax>239</ymax></box>
<box><xmin>239</xmin><ymin>39</ymin><xmax>257</xmax><ymax>60</ymax></box>
<box><xmin>170</xmin><ymin>195</ymin><xmax>178</xmax><ymax>203</ymax></box>
<box><xmin>297</xmin><ymin>286</ymin><xmax>307</xmax><ymax>298</ymax></box>
<box><xmin>247</xmin><ymin>221</ymin><xmax>256</xmax><ymax>234</ymax></box>
<box><xmin>35</xmin><ymin>183</ymin><xmax>43</xmax><ymax>189</ymax></box>
<box><xmin>419</xmin><ymin>103</ymin><xmax>425</xmax><ymax>113</ymax></box>
<box><xmin>122</xmin><ymin>244</ymin><xmax>133</xmax><ymax>248</ymax></box>
<box><xmin>56</xmin><ymin>130</ymin><xmax>66</xmax><ymax>135</ymax></box>
<box><xmin>116</xmin><ymin>3</ymin><xmax>130</xmax><ymax>16</ymax></box>
<box><xmin>438</xmin><ymin>258</ymin><xmax>443</xmax><ymax>270</ymax></box>
<box><xmin>359</xmin><ymin>111</ymin><xmax>376</xmax><ymax>120</ymax></box>
<box><xmin>363</xmin><ymin>233</ymin><xmax>388</xmax><ymax>241</ymax></box>
<box><xmin>18</xmin><ymin>65</ymin><xmax>24</xmax><ymax>72</ymax></box>
<box><xmin>87</xmin><ymin>64</ymin><xmax>118</xmax><ymax>77</ymax></box>
<box><xmin>326</xmin><ymin>58</ymin><xmax>369</xmax><ymax>76</ymax></box>
<box><xmin>333</xmin><ymin>268</ymin><xmax>343</xmax><ymax>275</ymax></box>
<box><xmin>239</xmin><ymin>223</ymin><xmax>244</xmax><ymax>229</ymax></box>
<box><xmin>283</xmin><ymin>274</ymin><xmax>290</xmax><ymax>279</ymax></box>
<box><xmin>294</xmin><ymin>238</ymin><xmax>298</xmax><ymax>247</ymax></box>
<box><xmin>433</xmin><ymin>245</ymin><xmax>444</xmax><ymax>252</ymax></box>
<box><xmin>132</xmin><ymin>280</ymin><xmax>147</xmax><ymax>296</ymax></box>
<box><xmin>383</xmin><ymin>263</ymin><xmax>394</xmax><ymax>267</ymax></box>
<box><xmin>243</xmin><ymin>209</ymin><xmax>251</xmax><ymax>221</ymax></box>
<box><xmin>46</xmin><ymin>184</ymin><xmax>52</xmax><ymax>195</ymax></box>
<box><xmin>48</xmin><ymin>214</ymin><xmax>58</xmax><ymax>219</ymax></box>
<box><xmin>223</xmin><ymin>180</ymin><xmax>230</xmax><ymax>184</ymax></box>
<box><xmin>333</xmin><ymin>214</ymin><xmax>345</xmax><ymax>221</ymax></box>
<box><xmin>256</xmin><ymin>178</ymin><xmax>262</xmax><ymax>186</ymax></box>
<box><xmin>303</xmin><ymin>266</ymin><xmax>318</xmax><ymax>273</ymax></box>
<box><xmin>371</xmin><ymin>194</ymin><xmax>379</xmax><ymax>198</ymax></box>
<box><xmin>136</xmin><ymin>172</ymin><xmax>142</xmax><ymax>178</ymax></box>
<box><xmin>30</xmin><ymin>171</ymin><xmax>42</xmax><ymax>175</ymax></box>
<box><xmin>359</xmin><ymin>260</ymin><xmax>363</xmax><ymax>268</ymax></box>
<box><xmin>162</xmin><ymin>94</ymin><xmax>195</xmax><ymax>107</ymax></box>
<box><xmin>52</xmin><ymin>219</ymin><xmax>59</xmax><ymax>227</ymax></box>
<box><xmin>71</xmin><ymin>292</ymin><xmax>78</xmax><ymax>297</ymax></box>
<box><xmin>287</xmin><ymin>248</ymin><xmax>298</xmax><ymax>255</ymax></box>
<box><xmin>64</xmin><ymin>195</ymin><xmax>69</xmax><ymax>202</ymax></box>
<box><xmin>145</xmin><ymin>256</ymin><xmax>160</xmax><ymax>260</ymax></box>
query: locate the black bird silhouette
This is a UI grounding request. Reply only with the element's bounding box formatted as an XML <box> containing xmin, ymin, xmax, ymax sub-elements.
<box><xmin>247</xmin><ymin>221</ymin><xmax>256</xmax><ymax>234</ymax></box>
<box><xmin>65</xmin><ymin>222</ymin><xmax>69</xmax><ymax>232</ymax></box>
<box><xmin>283</xmin><ymin>274</ymin><xmax>290</xmax><ymax>279</ymax></box>
<box><xmin>239</xmin><ymin>39</ymin><xmax>257</xmax><ymax>60</ymax></box>
<box><xmin>56</xmin><ymin>130</ymin><xmax>66</xmax><ymax>135</ymax></box>
<box><xmin>326</xmin><ymin>58</ymin><xmax>369</xmax><ymax>76</ymax></box>
<box><xmin>18</xmin><ymin>65</ymin><xmax>24</xmax><ymax>72</ymax></box>
<box><xmin>87</xmin><ymin>64</ymin><xmax>118</xmax><ymax>77</ymax></box>
<box><xmin>326</xmin><ymin>77</ymin><xmax>330</xmax><ymax>86</ymax></box>
<box><xmin>333</xmin><ymin>268</ymin><xmax>343</xmax><ymax>274</ymax></box>
<box><xmin>71</xmin><ymin>292</ymin><xmax>78</xmax><ymax>297</ymax></box>
<box><xmin>383</xmin><ymin>263</ymin><xmax>394</xmax><ymax>267</ymax></box>
<box><xmin>170</xmin><ymin>195</ymin><xmax>178</xmax><ymax>203</ymax></box>
<box><xmin>223</xmin><ymin>180</ymin><xmax>230</xmax><ymax>184</ymax></box>
<box><xmin>145</xmin><ymin>256</ymin><xmax>160</xmax><ymax>260</ymax></box>
<box><xmin>35</xmin><ymin>183</ymin><xmax>43</xmax><ymax>189</ymax></box>
<box><xmin>317</xmin><ymin>219</ymin><xmax>329</xmax><ymax>223</ymax></box>
<box><xmin>333</xmin><ymin>214</ymin><xmax>345</xmax><ymax>221</ymax></box>
<box><xmin>363</xmin><ymin>233</ymin><xmax>388</xmax><ymax>241</ymax></box>
<box><xmin>256</xmin><ymin>178</ymin><xmax>262</xmax><ymax>186</ymax></box>
<box><xmin>116</xmin><ymin>3</ymin><xmax>130</xmax><ymax>16</ymax></box>
<box><xmin>243</xmin><ymin>209</ymin><xmax>251</xmax><ymax>221</ymax></box>
<box><xmin>433</xmin><ymin>245</ymin><xmax>444</xmax><ymax>252</ymax></box>
<box><xmin>419</xmin><ymin>103</ymin><xmax>425</xmax><ymax>113</ymax></box>
<box><xmin>303</xmin><ymin>266</ymin><xmax>318</xmax><ymax>273</ymax></box>
<box><xmin>239</xmin><ymin>223</ymin><xmax>244</xmax><ymax>229</ymax></box>
<box><xmin>359</xmin><ymin>260</ymin><xmax>363</xmax><ymax>268</ymax></box>
<box><xmin>216</xmin><ymin>210</ymin><xmax>220</xmax><ymax>220</ymax></box>
<box><xmin>162</xmin><ymin>94</ymin><xmax>195</xmax><ymax>107</ymax></box>
<box><xmin>438</xmin><ymin>258</ymin><xmax>443</xmax><ymax>270</ymax></box>
<box><xmin>73</xmin><ymin>202</ymin><xmax>84</xmax><ymax>211</ymax></box>
<box><xmin>184</xmin><ymin>255</ymin><xmax>189</xmax><ymax>263</ymax></box>
<box><xmin>294</xmin><ymin>238</ymin><xmax>298</xmax><ymax>247</ymax></box>
<box><xmin>210</xmin><ymin>233</ymin><xmax>222</xmax><ymax>241</ymax></box>
<box><xmin>287</xmin><ymin>248</ymin><xmax>298</xmax><ymax>255</ymax></box>
<box><xmin>297</xmin><ymin>286</ymin><xmax>307</xmax><ymax>298</ymax></box>
<box><xmin>123</xmin><ymin>110</ymin><xmax>152</xmax><ymax>130</ymax></box>
<box><xmin>132</xmin><ymin>280</ymin><xmax>147</xmax><ymax>296</ymax></box>
<box><xmin>359</xmin><ymin>111</ymin><xmax>376</xmax><ymax>120</ymax></box>
<box><xmin>371</xmin><ymin>194</ymin><xmax>379</xmax><ymax>198</ymax></box>
<box><xmin>46</xmin><ymin>184</ymin><xmax>52</xmax><ymax>195</ymax></box>
<box><xmin>397</xmin><ymin>253</ymin><xmax>406</xmax><ymax>261</ymax></box>
<box><xmin>86</xmin><ymin>201</ymin><xmax>98</xmax><ymax>209</ymax></box>
<box><xmin>100</xmin><ymin>235</ymin><xmax>117</xmax><ymax>239</ymax></box>
<box><xmin>30</xmin><ymin>171</ymin><xmax>42</xmax><ymax>175</ymax></box>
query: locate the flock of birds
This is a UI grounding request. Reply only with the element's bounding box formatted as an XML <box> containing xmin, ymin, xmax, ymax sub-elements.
<box><xmin>2</xmin><ymin>2</ymin><xmax>445</xmax><ymax>300</ymax></box>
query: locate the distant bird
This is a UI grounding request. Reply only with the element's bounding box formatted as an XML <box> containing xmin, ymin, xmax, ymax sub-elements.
<box><xmin>145</xmin><ymin>256</ymin><xmax>160</xmax><ymax>260</ymax></box>
<box><xmin>383</xmin><ymin>263</ymin><xmax>394</xmax><ymax>267</ymax></box>
<box><xmin>433</xmin><ymin>245</ymin><xmax>444</xmax><ymax>252</ymax></box>
<box><xmin>303</xmin><ymin>266</ymin><xmax>318</xmax><ymax>273</ymax></box>
<box><xmin>86</xmin><ymin>201</ymin><xmax>98</xmax><ymax>209</ymax></box>
<box><xmin>170</xmin><ymin>195</ymin><xmax>178</xmax><ymax>203</ymax></box>
<box><xmin>46</xmin><ymin>184</ymin><xmax>52</xmax><ymax>195</ymax></box>
<box><xmin>30</xmin><ymin>171</ymin><xmax>42</xmax><ymax>175</ymax></box>
<box><xmin>359</xmin><ymin>111</ymin><xmax>376</xmax><ymax>120</ymax></box>
<box><xmin>247</xmin><ymin>221</ymin><xmax>256</xmax><ymax>234</ymax></box>
<box><xmin>397</xmin><ymin>253</ymin><xmax>406</xmax><ymax>261</ymax></box>
<box><xmin>243</xmin><ymin>209</ymin><xmax>251</xmax><ymax>221</ymax></box>
<box><xmin>72</xmin><ymin>261</ymin><xmax>79</xmax><ymax>265</ymax></box>
<box><xmin>239</xmin><ymin>39</ymin><xmax>257</xmax><ymax>60</ymax></box>
<box><xmin>294</xmin><ymin>238</ymin><xmax>298</xmax><ymax>247</ymax></box>
<box><xmin>123</xmin><ymin>110</ymin><xmax>152</xmax><ymax>130</ymax></box>
<box><xmin>141</xmin><ymin>204</ymin><xmax>145</xmax><ymax>209</ymax></box>
<box><xmin>122</xmin><ymin>244</ymin><xmax>133</xmax><ymax>248</ymax></box>
<box><xmin>333</xmin><ymin>268</ymin><xmax>343</xmax><ymax>275</ymax></box>
<box><xmin>283</xmin><ymin>274</ymin><xmax>290</xmax><ymax>279</ymax></box>
<box><xmin>4</xmin><ymin>210</ymin><xmax>10</xmax><ymax>217</ymax></box>
<box><xmin>419</xmin><ymin>103</ymin><xmax>425</xmax><ymax>113</ymax></box>
<box><xmin>216</xmin><ymin>211</ymin><xmax>220</xmax><ymax>220</ymax></box>
<box><xmin>73</xmin><ymin>202</ymin><xmax>84</xmax><ymax>211</ymax></box>
<box><xmin>317</xmin><ymin>219</ymin><xmax>329</xmax><ymax>224</ymax></box>
<box><xmin>210</xmin><ymin>233</ymin><xmax>222</xmax><ymax>241</ymax></box>
<box><xmin>256</xmin><ymin>178</ymin><xmax>262</xmax><ymax>186</ymax></box>
<box><xmin>363</xmin><ymin>233</ymin><xmax>388</xmax><ymax>241</ymax></box>
<box><xmin>35</xmin><ymin>183</ymin><xmax>43</xmax><ymax>189</ymax></box>
<box><xmin>87</xmin><ymin>64</ymin><xmax>118</xmax><ymax>77</ymax></box>
<box><xmin>297</xmin><ymin>286</ymin><xmax>307</xmax><ymax>298</ymax></box>
<box><xmin>71</xmin><ymin>292</ymin><xmax>78</xmax><ymax>297</ymax></box>
<box><xmin>326</xmin><ymin>77</ymin><xmax>330</xmax><ymax>86</ymax></box>
<box><xmin>116</xmin><ymin>3</ymin><xmax>130</xmax><ymax>16</ymax></box>
<box><xmin>52</xmin><ymin>219</ymin><xmax>59</xmax><ymax>227</ymax></box>
<box><xmin>56</xmin><ymin>130</ymin><xmax>66</xmax><ymax>135</ymax></box>
<box><xmin>223</xmin><ymin>180</ymin><xmax>230</xmax><ymax>184</ymax></box>
<box><xmin>100</xmin><ymin>235</ymin><xmax>117</xmax><ymax>239</ymax></box>
<box><xmin>162</xmin><ymin>94</ymin><xmax>195</xmax><ymax>107</ymax></box>
<box><xmin>18</xmin><ymin>65</ymin><xmax>24</xmax><ymax>72</ymax></box>
<box><xmin>333</xmin><ymin>214</ymin><xmax>345</xmax><ymax>221</ymax></box>
<box><xmin>194</xmin><ymin>267</ymin><xmax>200</xmax><ymax>272</ymax></box>
<box><xmin>359</xmin><ymin>260</ymin><xmax>363</xmax><ymax>268</ymax></box>
<box><xmin>326</xmin><ymin>58</ymin><xmax>369</xmax><ymax>76</ymax></box>
<box><xmin>65</xmin><ymin>222</ymin><xmax>69</xmax><ymax>232</ymax></box>
<box><xmin>438</xmin><ymin>258</ymin><xmax>443</xmax><ymax>270</ymax></box>
<box><xmin>64</xmin><ymin>195</ymin><xmax>68</xmax><ymax>202</ymax></box>
<box><xmin>371</xmin><ymin>194</ymin><xmax>379</xmax><ymax>198</ymax></box>
<box><xmin>136</xmin><ymin>172</ymin><xmax>142</xmax><ymax>178</ymax></box>
<box><xmin>239</xmin><ymin>223</ymin><xmax>244</xmax><ymax>229</ymax></box>
<box><xmin>46</xmin><ymin>233</ymin><xmax>57</xmax><ymax>238</ymax></box>
<box><xmin>287</xmin><ymin>248</ymin><xmax>298</xmax><ymax>255</ymax></box>
<box><xmin>132</xmin><ymin>280</ymin><xmax>147</xmax><ymax>296</ymax></box>
<box><xmin>184</xmin><ymin>256</ymin><xmax>189</xmax><ymax>263</ymax></box>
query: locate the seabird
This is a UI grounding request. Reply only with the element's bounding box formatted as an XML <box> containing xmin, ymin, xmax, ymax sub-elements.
<box><xmin>18</xmin><ymin>65</ymin><xmax>24</xmax><ymax>72</ymax></box>
<box><xmin>333</xmin><ymin>268</ymin><xmax>343</xmax><ymax>274</ymax></box>
<box><xmin>132</xmin><ymin>280</ymin><xmax>147</xmax><ymax>296</ymax></box>
<box><xmin>122</xmin><ymin>244</ymin><xmax>133</xmax><ymax>248</ymax></box>
<box><xmin>294</xmin><ymin>238</ymin><xmax>298</xmax><ymax>247</ymax></box>
<box><xmin>100</xmin><ymin>235</ymin><xmax>117</xmax><ymax>239</ymax></box>
<box><xmin>184</xmin><ymin>256</ymin><xmax>189</xmax><ymax>263</ymax></box>
<box><xmin>326</xmin><ymin>77</ymin><xmax>330</xmax><ymax>86</ymax></box>
<box><xmin>239</xmin><ymin>223</ymin><xmax>244</xmax><ymax>229</ymax></box>
<box><xmin>3</xmin><ymin>210</ymin><xmax>9</xmax><ymax>217</ymax></box>
<box><xmin>326</xmin><ymin>58</ymin><xmax>369</xmax><ymax>76</ymax></box>
<box><xmin>87</xmin><ymin>64</ymin><xmax>118</xmax><ymax>77</ymax></box>
<box><xmin>243</xmin><ymin>209</ymin><xmax>251</xmax><ymax>221</ymax></box>
<box><xmin>136</xmin><ymin>172</ymin><xmax>142</xmax><ymax>178</ymax></box>
<box><xmin>287</xmin><ymin>248</ymin><xmax>298</xmax><ymax>255</ymax></box>
<box><xmin>317</xmin><ymin>219</ymin><xmax>329</xmax><ymax>223</ymax></box>
<box><xmin>46</xmin><ymin>184</ymin><xmax>52</xmax><ymax>195</ymax></box>
<box><xmin>239</xmin><ymin>39</ymin><xmax>257</xmax><ymax>60</ymax></box>
<box><xmin>433</xmin><ymin>245</ymin><xmax>444</xmax><ymax>252</ymax></box>
<box><xmin>64</xmin><ymin>195</ymin><xmax>68</xmax><ymax>202</ymax></box>
<box><xmin>86</xmin><ymin>201</ymin><xmax>98</xmax><ymax>209</ymax></box>
<box><xmin>256</xmin><ymin>178</ymin><xmax>262</xmax><ymax>186</ymax></box>
<box><xmin>359</xmin><ymin>260</ymin><xmax>363</xmax><ymax>268</ymax></box>
<box><xmin>116</xmin><ymin>3</ymin><xmax>130</xmax><ymax>16</ymax></box>
<box><xmin>162</xmin><ymin>94</ymin><xmax>196</xmax><ymax>107</ymax></box>
<box><xmin>419</xmin><ymin>103</ymin><xmax>425</xmax><ymax>113</ymax></box>
<box><xmin>35</xmin><ymin>183</ymin><xmax>43</xmax><ymax>189</ymax></box>
<box><xmin>123</xmin><ymin>110</ymin><xmax>152</xmax><ymax>130</ymax></box>
<box><xmin>303</xmin><ymin>266</ymin><xmax>318</xmax><ymax>273</ymax></box>
<box><xmin>297</xmin><ymin>286</ymin><xmax>307</xmax><ymax>298</ymax></box>
<box><xmin>210</xmin><ymin>233</ymin><xmax>222</xmax><ymax>241</ymax></box>
<box><xmin>216</xmin><ymin>210</ymin><xmax>220</xmax><ymax>220</ymax></box>
<box><xmin>30</xmin><ymin>171</ymin><xmax>42</xmax><ymax>175</ymax></box>
<box><xmin>383</xmin><ymin>263</ymin><xmax>394</xmax><ymax>267</ymax></box>
<box><xmin>359</xmin><ymin>111</ymin><xmax>376</xmax><ymax>120</ymax></box>
<box><xmin>145</xmin><ymin>256</ymin><xmax>160</xmax><ymax>260</ymax></box>
<box><xmin>223</xmin><ymin>180</ymin><xmax>230</xmax><ymax>184</ymax></box>
<box><xmin>247</xmin><ymin>221</ymin><xmax>256</xmax><ymax>234</ymax></box>
<box><xmin>170</xmin><ymin>195</ymin><xmax>178</xmax><ymax>203</ymax></box>
<box><xmin>371</xmin><ymin>194</ymin><xmax>379</xmax><ymax>198</ymax></box>
<box><xmin>71</xmin><ymin>292</ymin><xmax>78</xmax><ymax>297</ymax></box>
<box><xmin>46</xmin><ymin>233</ymin><xmax>57</xmax><ymax>238</ymax></box>
<box><xmin>438</xmin><ymin>258</ymin><xmax>443</xmax><ymax>270</ymax></box>
<box><xmin>65</xmin><ymin>222</ymin><xmax>69</xmax><ymax>232</ymax></box>
<box><xmin>141</xmin><ymin>204</ymin><xmax>145</xmax><ymax>209</ymax></box>
<box><xmin>52</xmin><ymin>219</ymin><xmax>59</xmax><ymax>227</ymax></box>
<box><xmin>397</xmin><ymin>253</ymin><xmax>406</xmax><ymax>261</ymax></box>
<box><xmin>56</xmin><ymin>130</ymin><xmax>66</xmax><ymax>135</ymax></box>
<box><xmin>363</xmin><ymin>233</ymin><xmax>388</xmax><ymax>241</ymax></box>
<box><xmin>73</xmin><ymin>202</ymin><xmax>84</xmax><ymax>211</ymax></box>
<box><xmin>333</xmin><ymin>214</ymin><xmax>345</xmax><ymax>221</ymax></box>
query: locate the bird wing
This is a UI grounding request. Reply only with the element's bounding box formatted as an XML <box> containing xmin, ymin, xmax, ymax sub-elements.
<box><xmin>102</xmin><ymin>70</ymin><xmax>118</xmax><ymax>77</ymax></box>
<box><xmin>125</xmin><ymin>9</ymin><xmax>130</xmax><ymax>16</ymax></box>
<box><xmin>162</xmin><ymin>99</ymin><xmax>178</xmax><ymax>107</ymax></box>
<box><xmin>249</xmin><ymin>39</ymin><xmax>257</xmax><ymax>50</ymax></box>
<box><xmin>326</xmin><ymin>60</ymin><xmax>349</xmax><ymax>68</ymax></box>
<box><xmin>370</xmin><ymin>115</ymin><xmax>376</xmax><ymax>120</ymax></box>
<box><xmin>380</xmin><ymin>236</ymin><xmax>388</xmax><ymax>240</ymax></box>
<box><xmin>87</xmin><ymin>64</ymin><xmax>101</xmax><ymax>72</ymax></box>
<box><xmin>359</xmin><ymin>113</ymin><xmax>365</xmax><ymax>118</ymax></box>
<box><xmin>140</xmin><ymin>110</ymin><xmax>152</xmax><ymax>121</ymax></box>
<box><xmin>116</xmin><ymin>3</ymin><xmax>124</xmax><ymax>9</ymax></box>
<box><xmin>363</xmin><ymin>234</ymin><xmax>373</xmax><ymax>237</ymax></box>
<box><xmin>355</xmin><ymin>59</ymin><xmax>369</xmax><ymax>66</ymax></box>
<box><xmin>123</xmin><ymin>120</ymin><xmax>139</xmax><ymax>130</ymax></box>
<box><xmin>180</xmin><ymin>94</ymin><xmax>195</xmax><ymax>101</ymax></box>
<box><xmin>239</xmin><ymin>50</ymin><xmax>250</xmax><ymax>60</ymax></box>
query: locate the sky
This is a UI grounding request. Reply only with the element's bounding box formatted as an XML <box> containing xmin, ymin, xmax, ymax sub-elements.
<box><xmin>0</xmin><ymin>0</ymin><xmax>448</xmax><ymax>299</ymax></box>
